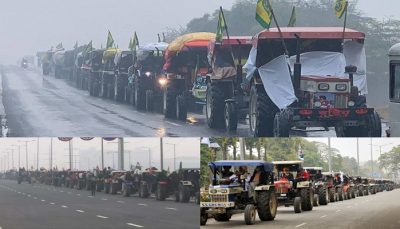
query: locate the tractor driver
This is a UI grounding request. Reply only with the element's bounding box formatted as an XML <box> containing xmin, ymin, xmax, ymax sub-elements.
<box><xmin>221</xmin><ymin>166</ymin><xmax>234</xmax><ymax>179</ymax></box>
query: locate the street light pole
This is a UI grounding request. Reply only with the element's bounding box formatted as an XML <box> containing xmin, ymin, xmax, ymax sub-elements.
<box><xmin>328</xmin><ymin>138</ymin><xmax>332</xmax><ymax>172</ymax></box>
<box><xmin>36</xmin><ymin>138</ymin><xmax>39</xmax><ymax>170</ymax></box>
<box><xmin>370</xmin><ymin>138</ymin><xmax>373</xmax><ymax>177</ymax></box>
<box><xmin>357</xmin><ymin>138</ymin><xmax>360</xmax><ymax>175</ymax></box>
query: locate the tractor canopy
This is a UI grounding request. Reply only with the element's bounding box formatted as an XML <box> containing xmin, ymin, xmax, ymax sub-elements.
<box><xmin>208</xmin><ymin>36</ymin><xmax>253</xmax><ymax>80</ymax></box>
<box><xmin>136</xmin><ymin>42</ymin><xmax>168</xmax><ymax>72</ymax></box>
<box><xmin>114</xmin><ymin>50</ymin><xmax>134</xmax><ymax>69</ymax></box>
<box><xmin>244</xmin><ymin>27</ymin><xmax>367</xmax><ymax>109</ymax></box>
<box><xmin>208</xmin><ymin>160</ymin><xmax>274</xmax><ymax>173</ymax></box>
<box><xmin>163</xmin><ymin>32</ymin><xmax>215</xmax><ymax>74</ymax></box>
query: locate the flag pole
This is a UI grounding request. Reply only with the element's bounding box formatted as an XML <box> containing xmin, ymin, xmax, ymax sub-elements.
<box><xmin>220</xmin><ymin>6</ymin><xmax>230</xmax><ymax>41</ymax></box>
<box><xmin>342</xmin><ymin>1</ymin><xmax>349</xmax><ymax>48</ymax></box>
<box><xmin>266</xmin><ymin>0</ymin><xmax>289</xmax><ymax>56</ymax></box>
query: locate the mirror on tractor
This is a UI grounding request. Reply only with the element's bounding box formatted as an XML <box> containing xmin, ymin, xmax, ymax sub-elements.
<box><xmin>345</xmin><ymin>65</ymin><xmax>358</xmax><ymax>87</ymax></box>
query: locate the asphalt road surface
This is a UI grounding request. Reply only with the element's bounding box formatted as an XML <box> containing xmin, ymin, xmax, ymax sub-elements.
<box><xmin>1</xmin><ymin>65</ymin><xmax>387</xmax><ymax>137</ymax></box>
<box><xmin>201</xmin><ymin>188</ymin><xmax>400</xmax><ymax>229</ymax></box>
<box><xmin>0</xmin><ymin>179</ymin><xmax>198</xmax><ymax>229</ymax></box>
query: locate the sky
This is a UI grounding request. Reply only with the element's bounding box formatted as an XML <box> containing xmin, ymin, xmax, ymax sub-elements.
<box><xmin>0</xmin><ymin>0</ymin><xmax>397</xmax><ymax>64</ymax></box>
<box><xmin>305</xmin><ymin>138</ymin><xmax>400</xmax><ymax>162</ymax></box>
<box><xmin>0</xmin><ymin>137</ymin><xmax>200</xmax><ymax>172</ymax></box>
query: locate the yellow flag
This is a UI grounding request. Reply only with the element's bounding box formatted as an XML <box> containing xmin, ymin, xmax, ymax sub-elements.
<box><xmin>256</xmin><ymin>0</ymin><xmax>272</xmax><ymax>29</ymax></box>
<box><xmin>216</xmin><ymin>8</ymin><xmax>227</xmax><ymax>42</ymax></box>
<box><xmin>334</xmin><ymin>0</ymin><xmax>347</xmax><ymax>19</ymax></box>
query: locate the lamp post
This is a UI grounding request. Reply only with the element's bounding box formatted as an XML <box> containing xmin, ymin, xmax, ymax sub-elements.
<box><xmin>165</xmin><ymin>143</ymin><xmax>177</xmax><ymax>171</ymax></box>
<box><xmin>18</xmin><ymin>139</ymin><xmax>35</xmax><ymax>170</ymax></box>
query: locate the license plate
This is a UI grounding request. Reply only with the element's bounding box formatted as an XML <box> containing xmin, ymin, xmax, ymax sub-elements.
<box><xmin>200</xmin><ymin>202</ymin><xmax>234</xmax><ymax>208</ymax></box>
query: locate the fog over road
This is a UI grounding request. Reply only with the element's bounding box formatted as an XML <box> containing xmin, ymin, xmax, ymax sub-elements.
<box><xmin>0</xmin><ymin>179</ymin><xmax>197</xmax><ymax>229</ymax></box>
<box><xmin>202</xmin><ymin>189</ymin><xmax>400</xmax><ymax>229</ymax></box>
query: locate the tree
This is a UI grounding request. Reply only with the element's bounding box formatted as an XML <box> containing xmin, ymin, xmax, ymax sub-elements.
<box><xmin>379</xmin><ymin>146</ymin><xmax>400</xmax><ymax>179</ymax></box>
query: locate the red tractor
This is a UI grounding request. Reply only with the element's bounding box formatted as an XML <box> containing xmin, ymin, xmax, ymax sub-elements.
<box><xmin>245</xmin><ymin>27</ymin><xmax>381</xmax><ymax>137</ymax></box>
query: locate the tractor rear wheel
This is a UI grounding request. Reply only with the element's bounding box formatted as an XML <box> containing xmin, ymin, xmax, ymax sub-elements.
<box><xmin>244</xmin><ymin>204</ymin><xmax>256</xmax><ymax>225</ymax></box>
<box><xmin>257</xmin><ymin>191</ymin><xmax>277</xmax><ymax>221</ymax></box>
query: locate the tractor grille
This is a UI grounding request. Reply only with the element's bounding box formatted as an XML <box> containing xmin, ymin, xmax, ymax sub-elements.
<box><xmin>210</xmin><ymin>194</ymin><xmax>228</xmax><ymax>202</ymax></box>
<box><xmin>335</xmin><ymin>95</ymin><xmax>348</xmax><ymax>108</ymax></box>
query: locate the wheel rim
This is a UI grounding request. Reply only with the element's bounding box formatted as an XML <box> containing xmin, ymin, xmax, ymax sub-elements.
<box><xmin>250</xmin><ymin>92</ymin><xmax>257</xmax><ymax>133</ymax></box>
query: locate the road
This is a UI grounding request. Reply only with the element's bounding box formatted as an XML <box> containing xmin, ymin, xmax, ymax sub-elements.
<box><xmin>1</xmin><ymin>65</ymin><xmax>387</xmax><ymax>137</ymax></box>
<box><xmin>0</xmin><ymin>179</ymin><xmax>198</xmax><ymax>229</ymax></box>
<box><xmin>201</xmin><ymin>188</ymin><xmax>400</xmax><ymax>229</ymax></box>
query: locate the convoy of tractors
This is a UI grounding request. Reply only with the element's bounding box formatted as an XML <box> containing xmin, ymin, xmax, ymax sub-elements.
<box><xmin>35</xmin><ymin>26</ymin><xmax>384</xmax><ymax>137</ymax></box>
<box><xmin>2</xmin><ymin>167</ymin><xmax>200</xmax><ymax>204</ymax></box>
<box><xmin>200</xmin><ymin>160</ymin><xmax>398</xmax><ymax>226</ymax></box>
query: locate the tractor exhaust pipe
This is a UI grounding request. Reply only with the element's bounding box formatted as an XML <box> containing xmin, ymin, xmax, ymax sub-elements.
<box><xmin>293</xmin><ymin>33</ymin><xmax>302</xmax><ymax>91</ymax></box>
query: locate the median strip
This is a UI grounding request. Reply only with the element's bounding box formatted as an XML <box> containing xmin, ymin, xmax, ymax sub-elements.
<box><xmin>76</xmin><ymin>210</ymin><xmax>85</xmax><ymax>213</ymax></box>
<box><xmin>96</xmin><ymin>215</ymin><xmax>109</xmax><ymax>219</ymax></box>
<box><xmin>61</xmin><ymin>205</ymin><xmax>68</xmax><ymax>208</ymax></box>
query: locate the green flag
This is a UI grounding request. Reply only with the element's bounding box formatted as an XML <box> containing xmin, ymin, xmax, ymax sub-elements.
<box><xmin>216</xmin><ymin>8</ymin><xmax>227</xmax><ymax>42</ymax></box>
<box><xmin>133</xmin><ymin>32</ymin><xmax>139</xmax><ymax>47</ymax></box>
<box><xmin>334</xmin><ymin>0</ymin><xmax>347</xmax><ymax>19</ymax></box>
<box><xmin>84</xmin><ymin>40</ymin><xmax>92</xmax><ymax>54</ymax></box>
<box><xmin>106</xmin><ymin>30</ymin><xmax>114</xmax><ymax>49</ymax></box>
<box><xmin>128</xmin><ymin>38</ymin><xmax>133</xmax><ymax>50</ymax></box>
<box><xmin>288</xmin><ymin>6</ymin><xmax>296</xmax><ymax>27</ymax></box>
<box><xmin>256</xmin><ymin>0</ymin><xmax>272</xmax><ymax>29</ymax></box>
<box><xmin>157</xmin><ymin>33</ymin><xmax>161</xmax><ymax>43</ymax></box>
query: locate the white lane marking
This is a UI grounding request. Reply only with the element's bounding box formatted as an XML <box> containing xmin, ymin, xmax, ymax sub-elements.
<box><xmin>336</xmin><ymin>209</ymin><xmax>341</xmax><ymax>212</ymax></box>
<box><xmin>296</xmin><ymin>223</ymin><xmax>307</xmax><ymax>228</ymax></box>
<box><xmin>101</xmin><ymin>198</ymin><xmax>108</xmax><ymax>201</ymax></box>
<box><xmin>33</xmin><ymin>197</ymin><xmax>37</xmax><ymax>199</ymax></box>
<box><xmin>59</xmin><ymin>191</ymin><xmax>64</xmax><ymax>193</ymax></box>
<box><xmin>166</xmin><ymin>207</ymin><xmax>177</xmax><ymax>211</ymax></box>
<box><xmin>88</xmin><ymin>196</ymin><xmax>94</xmax><ymax>198</ymax></box>
<box><xmin>76</xmin><ymin>210</ymin><xmax>85</xmax><ymax>213</ymax></box>
<box><xmin>68</xmin><ymin>192</ymin><xmax>72</xmax><ymax>194</ymax></box>
<box><xmin>165</xmin><ymin>121</ymin><xmax>182</xmax><ymax>127</ymax></box>
<box><xmin>117</xmin><ymin>200</ymin><xmax>125</xmax><ymax>203</ymax></box>
<box><xmin>126</xmin><ymin>223</ymin><xmax>144</xmax><ymax>228</ymax></box>
<box><xmin>77</xmin><ymin>194</ymin><xmax>81</xmax><ymax>196</ymax></box>
<box><xmin>41</xmin><ymin>199</ymin><xmax>46</xmax><ymax>202</ymax></box>
<box><xmin>27</xmin><ymin>194</ymin><xmax>31</xmax><ymax>197</ymax></box>
<box><xmin>320</xmin><ymin>215</ymin><xmax>327</xmax><ymax>218</ymax></box>
<box><xmin>61</xmin><ymin>205</ymin><xmax>68</xmax><ymax>208</ymax></box>
<box><xmin>96</xmin><ymin>215</ymin><xmax>109</xmax><ymax>219</ymax></box>
<box><xmin>17</xmin><ymin>192</ymin><xmax>21</xmax><ymax>194</ymax></box>
<box><xmin>50</xmin><ymin>202</ymin><xmax>55</xmax><ymax>205</ymax></box>
<box><xmin>138</xmin><ymin>204</ymin><xmax>147</xmax><ymax>206</ymax></box>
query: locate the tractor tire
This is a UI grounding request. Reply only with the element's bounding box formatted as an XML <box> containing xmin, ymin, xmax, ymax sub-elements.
<box><xmin>213</xmin><ymin>213</ymin><xmax>231</xmax><ymax>222</ymax></box>
<box><xmin>111</xmin><ymin>183</ymin><xmax>117</xmax><ymax>195</ymax></box>
<box><xmin>273</xmin><ymin>110</ymin><xmax>291</xmax><ymax>137</ymax></box>
<box><xmin>156</xmin><ymin>183</ymin><xmax>167</xmax><ymax>201</ymax></box>
<box><xmin>249</xmin><ymin>84</ymin><xmax>278</xmax><ymax>137</ymax></box>
<box><xmin>200</xmin><ymin>209</ymin><xmax>208</xmax><ymax>226</ymax></box>
<box><xmin>358</xmin><ymin>187</ymin><xmax>364</xmax><ymax>196</ymax></box>
<box><xmin>146</xmin><ymin>90</ymin><xmax>154</xmax><ymax>111</ymax></box>
<box><xmin>329</xmin><ymin>188</ymin><xmax>336</xmax><ymax>202</ymax></box>
<box><xmin>164</xmin><ymin>86</ymin><xmax>177</xmax><ymax>119</ymax></box>
<box><xmin>176</xmin><ymin>95</ymin><xmax>187</xmax><ymax>121</ymax></box>
<box><xmin>123</xmin><ymin>187</ymin><xmax>130</xmax><ymax>197</ymax></box>
<box><xmin>224</xmin><ymin>102</ymin><xmax>238</xmax><ymax>133</ymax></box>
<box><xmin>338</xmin><ymin>188</ymin><xmax>344</xmax><ymax>201</ymax></box>
<box><xmin>140</xmin><ymin>183</ymin><xmax>149</xmax><ymax>198</ymax></box>
<box><xmin>179</xmin><ymin>184</ymin><xmax>190</xmax><ymax>203</ymax></box>
<box><xmin>256</xmin><ymin>191</ymin><xmax>277</xmax><ymax>221</ymax></box>
<box><xmin>104</xmin><ymin>184</ymin><xmax>110</xmax><ymax>194</ymax></box>
<box><xmin>367</xmin><ymin>111</ymin><xmax>382</xmax><ymax>137</ymax></box>
<box><xmin>174</xmin><ymin>191</ymin><xmax>180</xmax><ymax>202</ymax></box>
<box><xmin>319</xmin><ymin>188</ymin><xmax>329</xmax><ymax>205</ymax></box>
<box><xmin>364</xmin><ymin>189</ymin><xmax>369</xmax><ymax>196</ymax></box>
<box><xmin>206</xmin><ymin>82</ymin><xmax>225</xmax><ymax>129</ymax></box>
<box><xmin>313</xmin><ymin>194</ymin><xmax>319</xmax><ymax>207</ymax></box>
<box><xmin>294</xmin><ymin>196</ymin><xmax>302</xmax><ymax>213</ymax></box>
<box><xmin>244</xmin><ymin>204</ymin><xmax>256</xmax><ymax>225</ymax></box>
<box><xmin>300</xmin><ymin>188</ymin><xmax>313</xmax><ymax>211</ymax></box>
<box><xmin>351</xmin><ymin>189</ymin><xmax>356</xmax><ymax>199</ymax></box>
<box><xmin>135</xmin><ymin>77</ymin><xmax>147</xmax><ymax>110</ymax></box>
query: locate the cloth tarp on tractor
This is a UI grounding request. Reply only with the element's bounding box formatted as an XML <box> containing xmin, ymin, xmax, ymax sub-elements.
<box><xmin>102</xmin><ymin>48</ymin><xmax>120</xmax><ymax>64</ymax></box>
<box><xmin>163</xmin><ymin>32</ymin><xmax>216</xmax><ymax>72</ymax></box>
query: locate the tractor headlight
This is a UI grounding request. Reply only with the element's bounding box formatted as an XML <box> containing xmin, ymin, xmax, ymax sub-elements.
<box><xmin>336</xmin><ymin>84</ymin><xmax>347</xmax><ymax>91</ymax></box>
<box><xmin>145</xmin><ymin>71</ymin><xmax>151</xmax><ymax>77</ymax></box>
<box><xmin>348</xmin><ymin>101</ymin><xmax>355</xmax><ymax>107</ymax></box>
<box><xmin>314</xmin><ymin>101</ymin><xmax>322</xmax><ymax>108</ymax></box>
<box><xmin>318</xmin><ymin>83</ymin><xmax>329</xmax><ymax>91</ymax></box>
<box><xmin>158</xmin><ymin>78</ymin><xmax>167</xmax><ymax>86</ymax></box>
